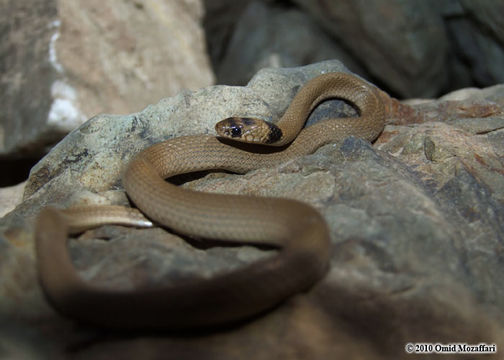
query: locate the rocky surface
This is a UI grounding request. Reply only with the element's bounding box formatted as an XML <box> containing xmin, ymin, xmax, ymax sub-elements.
<box><xmin>1</xmin><ymin>60</ymin><xmax>504</xmax><ymax>359</ymax></box>
<box><xmin>0</xmin><ymin>182</ymin><xmax>25</xmax><ymax>218</ymax></box>
<box><xmin>292</xmin><ymin>0</ymin><xmax>448</xmax><ymax>97</ymax></box>
<box><xmin>205</xmin><ymin>0</ymin><xmax>504</xmax><ymax>98</ymax></box>
<box><xmin>215</xmin><ymin>1</ymin><xmax>365</xmax><ymax>86</ymax></box>
<box><xmin>0</xmin><ymin>0</ymin><xmax>213</xmax><ymax>158</ymax></box>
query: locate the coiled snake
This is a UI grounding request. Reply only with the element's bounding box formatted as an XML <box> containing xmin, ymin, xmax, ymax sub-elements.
<box><xmin>35</xmin><ymin>72</ymin><xmax>386</xmax><ymax>329</ymax></box>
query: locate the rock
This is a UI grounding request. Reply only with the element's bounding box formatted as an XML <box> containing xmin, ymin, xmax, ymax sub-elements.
<box><xmin>208</xmin><ymin>0</ymin><xmax>504</xmax><ymax>99</ymax></box>
<box><xmin>215</xmin><ymin>1</ymin><xmax>365</xmax><ymax>86</ymax></box>
<box><xmin>460</xmin><ymin>0</ymin><xmax>504</xmax><ymax>44</ymax></box>
<box><xmin>1</xmin><ymin>60</ymin><xmax>504</xmax><ymax>359</ymax></box>
<box><xmin>447</xmin><ymin>16</ymin><xmax>504</xmax><ymax>86</ymax></box>
<box><xmin>0</xmin><ymin>182</ymin><xmax>25</xmax><ymax>218</ymax></box>
<box><xmin>292</xmin><ymin>0</ymin><xmax>448</xmax><ymax>97</ymax></box>
<box><xmin>202</xmin><ymin>0</ymin><xmax>258</xmax><ymax>69</ymax></box>
<box><xmin>0</xmin><ymin>0</ymin><xmax>214</xmax><ymax>157</ymax></box>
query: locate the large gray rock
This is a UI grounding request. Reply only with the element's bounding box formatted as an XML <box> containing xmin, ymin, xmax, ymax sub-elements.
<box><xmin>1</xmin><ymin>60</ymin><xmax>504</xmax><ymax>359</ymax></box>
<box><xmin>447</xmin><ymin>16</ymin><xmax>504</xmax><ymax>86</ymax></box>
<box><xmin>0</xmin><ymin>182</ymin><xmax>25</xmax><ymax>218</ymax></box>
<box><xmin>460</xmin><ymin>0</ymin><xmax>504</xmax><ymax>44</ymax></box>
<box><xmin>207</xmin><ymin>0</ymin><xmax>504</xmax><ymax>99</ymax></box>
<box><xmin>0</xmin><ymin>0</ymin><xmax>214</xmax><ymax>157</ymax></box>
<box><xmin>292</xmin><ymin>0</ymin><xmax>448</xmax><ymax>97</ymax></box>
<box><xmin>202</xmin><ymin>0</ymin><xmax>259</xmax><ymax>69</ymax></box>
<box><xmin>216</xmin><ymin>1</ymin><xmax>365</xmax><ymax>86</ymax></box>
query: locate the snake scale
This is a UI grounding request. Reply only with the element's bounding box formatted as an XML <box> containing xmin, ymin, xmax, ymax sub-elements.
<box><xmin>35</xmin><ymin>72</ymin><xmax>386</xmax><ymax>329</ymax></box>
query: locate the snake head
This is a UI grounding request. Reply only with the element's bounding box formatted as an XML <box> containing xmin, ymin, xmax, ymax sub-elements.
<box><xmin>215</xmin><ymin>117</ymin><xmax>282</xmax><ymax>145</ymax></box>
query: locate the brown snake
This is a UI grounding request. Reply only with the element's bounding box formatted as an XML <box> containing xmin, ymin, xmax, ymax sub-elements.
<box><xmin>35</xmin><ymin>72</ymin><xmax>386</xmax><ymax>329</ymax></box>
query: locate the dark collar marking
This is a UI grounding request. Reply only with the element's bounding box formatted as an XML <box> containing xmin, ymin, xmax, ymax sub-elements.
<box><xmin>266</xmin><ymin>122</ymin><xmax>283</xmax><ymax>144</ymax></box>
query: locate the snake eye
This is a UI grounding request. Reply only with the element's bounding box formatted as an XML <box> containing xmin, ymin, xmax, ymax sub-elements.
<box><xmin>230</xmin><ymin>126</ymin><xmax>242</xmax><ymax>137</ymax></box>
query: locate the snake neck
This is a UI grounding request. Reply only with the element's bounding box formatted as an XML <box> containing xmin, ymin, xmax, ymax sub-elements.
<box><xmin>274</xmin><ymin>73</ymin><xmax>386</xmax><ymax>146</ymax></box>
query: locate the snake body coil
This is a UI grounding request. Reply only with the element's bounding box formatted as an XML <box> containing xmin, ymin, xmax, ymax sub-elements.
<box><xmin>35</xmin><ymin>72</ymin><xmax>386</xmax><ymax>329</ymax></box>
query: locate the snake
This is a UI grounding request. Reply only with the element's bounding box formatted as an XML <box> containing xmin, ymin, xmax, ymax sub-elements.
<box><xmin>35</xmin><ymin>72</ymin><xmax>386</xmax><ymax>330</ymax></box>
